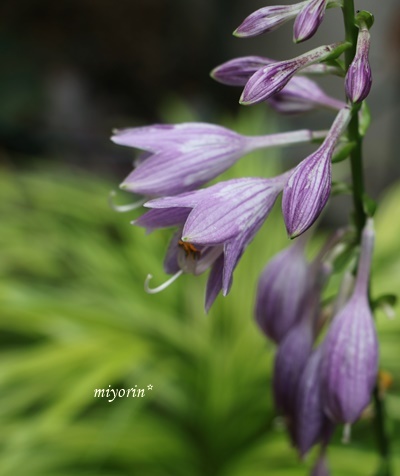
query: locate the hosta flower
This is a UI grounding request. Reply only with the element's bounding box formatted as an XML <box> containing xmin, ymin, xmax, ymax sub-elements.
<box><xmin>267</xmin><ymin>76</ymin><xmax>346</xmax><ymax>114</ymax></box>
<box><xmin>233</xmin><ymin>2</ymin><xmax>308</xmax><ymax>38</ymax></box>
<box><xmin>322</xmin><ymin>219</ymin><xmax>378</xmax><ymax>424</ymax></box>
<box><xmin>136</xmin><ymin>174</ymin><xmax>290</xmax><ymax>310</ymax></box>
<box><xmin>112</xmin><ymin>123</ymin><xmax>318</xmax><ymax>197</ymax></box>
<box><xmin>273</xmin><ymin>313</ymin><xmax>315</xmax><ymax>418</ymax></box>
<box><xmin>240</xmin><ymin>43</ymin><xmax>341</xmax><ymax>105</ymax></box>
<box><xmin>345</xmin><ymin>24</ymin><xmax>372</xmax><ymax>103</ymax></box>
<box><xmin>311</xmin><ymin>453</ymin><xmax>331</xmax><ymax>476</ymax></box>
<box><xmin>211</xmin><ymin>56</ymin><xmax>342</xmax><ymax>87</ymax></box>
<box><xmin>295</xmin><ymin>347</ymin><xmax>334</xmax><ymax>456</ymax></box>
<box><xmin>282</xmin><ymin>106</ymin><xmax>351</xmax><ymax>238</ymax></box>
<box><xmin>293</xmin><ymin>0</ymin><xmax>329</xmax><ymax>43</ymax></box>
<box><xmin>212</xmin><ymin>58</ymin><xmax>345</xmax><ymax>114</ymax></box>
<box><xmin>255</xmin><ymin>238</ymin><xmax>310</xmax><ymax>343</ymax></box>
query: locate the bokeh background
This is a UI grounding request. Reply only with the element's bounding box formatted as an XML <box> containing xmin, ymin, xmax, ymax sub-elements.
<box><xmin>1</xmin><ymin>1</ymin><xmax>400</xmax><ymax>475</ymax></box>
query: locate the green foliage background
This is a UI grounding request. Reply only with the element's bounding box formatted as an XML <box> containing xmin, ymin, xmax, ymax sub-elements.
<box><xmin>1</xmin><ymin>108</ymin><xmax>399</xmax><ymax>475</ymax></box>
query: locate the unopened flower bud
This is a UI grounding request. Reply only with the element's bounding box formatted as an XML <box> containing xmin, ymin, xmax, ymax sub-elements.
<box><xmin>293</xmin><ymin>0</ymin><xmax>329</xmax><ymax>43</ymax></box>
<box><xmin>345</xmin><ymin>24</ymin><xmax>372</xmax><ymax>103</ymax></box>
<box><xmin>322</xmin><ymin>219</ymin><xmax>379</xmax><ymax>424</ymax></box>
<box><xmin>255</xmin><ymin>238</ymin><xmax>310</xmax><ymax>343</ymax></box>
<box><xmin>233</xmin><ymin>2</ymin><xmax>307</xmax><ymax>38</ymax></box>
<box><xmin>282</xmin><ymin>107</ymin><xmax>351</xmax><ymax>238</ymax></box>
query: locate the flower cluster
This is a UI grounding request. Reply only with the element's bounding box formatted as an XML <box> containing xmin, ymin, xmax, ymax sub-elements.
<box><xmin>112</xmin><ymin>0</ymin><xmax>379</xmax><ymax>473</ymax></box>
<box><xmin>256</xmin><ymin>221</ymin><xmax>378</xmax><ymax>467</ymax></box>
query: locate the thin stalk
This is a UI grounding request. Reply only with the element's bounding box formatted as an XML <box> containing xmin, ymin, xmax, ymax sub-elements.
<box><xmin>342</xmin><ymin>2</ymin><xmax>392</xmax><ymax>473</ymax></box>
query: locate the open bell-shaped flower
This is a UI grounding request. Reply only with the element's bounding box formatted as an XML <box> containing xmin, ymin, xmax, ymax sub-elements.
<box><xmin>233</xmin><ymin>2</ymin><xmax>308</xmax><ymax>38</ymax></box>
<box><xmin>282</xmin><ymin>106</ymin><xmax>351</xmax><ymax>238</ymax></box>
<box><xmin>112</xmin><ymin>123</ymin><xmax>319</xmax><ymax>197</ymax></box>
<box><xmin>136</xmin><ymin>174</ymin><xmax>290</xmax><ymax>311</ymax></box>
<box><xmin>240</xmin><ymin>43</ymin><xmax>341</xmax><ymax>106</ymax></box>
<box><xmin>255</xmin><ymin>237</ymin><xmax>310</xmax><ymax>343</ymax></box>
<box><xmin>321</xmin><ymin>219</ymin><xmax>379</xmax><ymax>424</ymax></box>
<box><xmin>345</xmin><ymin>23</ymin><xmax>372</xmax><ymax>103</ymax></box>
<box><xmin>293</xmin><ymin>0</ymin><xmax>329</xmax><ymax>43</ymax></box>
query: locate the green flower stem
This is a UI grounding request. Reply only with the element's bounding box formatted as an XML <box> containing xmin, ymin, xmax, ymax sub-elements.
<box><xmin>342</xmin><ymin>2</ymin><xmax>392</xmax><ymax>473</ymax></box>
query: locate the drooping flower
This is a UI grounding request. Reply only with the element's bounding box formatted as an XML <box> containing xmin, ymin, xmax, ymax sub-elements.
<box><xmin>111</xmin><ymin>123</ymin><xmax>319</xmax><ymax>197</ymax></box>
<box><xmin>240</xmin><ymin>43</ymin><xmax>341</xmax><ymax>105</ymax></box>
<box><xmin>255</xmin><ymin>237</ymin><xmax>310</xmax><ymax>343</ymax></box>
<box><xmin>233</xmin><ymin>2</ymin><xmax>308</xmax><ymax>38</ymax></box>
<box><xmin>311</xmin><ymin>453</ymin><xmax>331</xmax><ymax>476</ymax></box>
<box><xmin>136</xmin><ymin>174</ymin><xmax>290</xmax><ymax>310</ymax></box>
<box><xmin>321</xmin><ymin>219</ymin><xmax>379</xmax><ymax>424</ymax></box>
<box><xmin>345</xmin><ymin>23</ymin><xmax>372</xmax><ymax>103</ymax></box>
<box><xmin>211</xmin><ymin>56</ymin><xmax>342</xmax><ymax>87</ymax></box>
<box><xmin>282</xmin><ymin>106</ymin><xmax>351</xmax><ymax>238</ymax></box>
<box><xmin>293</xmin><ymin>0</ymin><xmax>329</xmax><ymax>43</ymax></box>
<box><xmin>295</xmin><ymin>347</ymin><xmax>335</xmax><ymax>456</ymax></box>
<box><xmin>211</xmin><ymin>58</ymin><xmax>345</xmax><ymax>114</ymax></box>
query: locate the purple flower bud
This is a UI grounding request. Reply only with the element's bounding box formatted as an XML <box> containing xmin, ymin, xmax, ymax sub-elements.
<box><xmin>322</xmin><ymin>219</ymin><xmax>379</xmax><ymax>424</ymax></box>
<box><xmin>345</xmin><ymin>25</ymin><xmax>372</xmax><ymax>103</ymax></box>
<box><xmin>211</xmin><ymin>56</ymin><xmax>273</xmax><ymax>87</ymax></box>
<box><xmin>233</xmin><ymin>2</ymin><xmax>307</xmax><ymax>38</ymax></box>
<box><xmin>311</xmin><ymin>454</ymin><xmax>330</xmax><ymax>476</ymax></box>
<box><xmin>267</xmin><ymin>76</ymin><xmax>346</xmax><ymax>114</ymax></box>
<box><xmin>255</xmin><ymin>238</ymin><xmax>310</xmax><ymax>343</ymax></box>
<box><xmin>240</xmin><ymin>43</ymin><xmax>341</xmax><ymax>105</ymax></box>
<box><xmin>212</xmin><ymin>58</ymin><xmax>345</xmax><ymax>114</ymax></box>
<box><xmin>273</xmin><ymin>316</ymin><xmax>315</xmax><ymax>418</ymax></box>
<box><xmin>112</xmin><ymin>123</ymin><xmax>318</xmax><ymax>197</ymax></box>
<box><xmin>137</xmin><ymin>174</ymin><xmax>290</xmax><ymax>310</ymax></box>
<box><xmin>293</xmin><ymin>0</ymin><xmax>329</xmax><ymax>43</ymax></box>
<box><xmin>282</xmin><ymin>107</ymin><xmax>351</xmax><ymax>238</ymax></box>
<box><xmin>295</xmin><ymin>347</ymin><xmax>334</xmax><ymax>456</ymax></box>
<box><xmin>211</xmin><ymin>56</ymin><xmax>343</xmax><ymax>88</ymax></box>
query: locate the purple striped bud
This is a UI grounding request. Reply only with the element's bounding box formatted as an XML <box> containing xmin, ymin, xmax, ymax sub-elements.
<box><xmin>273</xmin><ymin>315</ymin><xmax>315</xmax><ymax>417</ymax></box>
<box><xmin>233</xmin><ymin>2</ymin><xmax>307</xmax><ymax>38</ymax></box>
<box><xmin>322</xmin><ymin>219</ymin><xmax>379</xmax><ymax>424</ymax></box>
<box><xmin>212</xmin><ymin>58</ymin><xmax>345</xmax><ymax>114</ymax></box>
<box><xmin>311</xmin><ymin>454</ymin><xmax>330</xmax><ymax>476</ymax></box>
<box><xmin>240</xmin><ymin>43</ymin><xmax>341</xmax><ymax>105</ymax></box>
<box><xmin>211</xmin><ymin>56</ymin><xmax>343</xmax><ymax>88</ymax></box>
<box><xmin>255</xmin><ymin>238</ymin><xmax>310</xmax><ymax>343</ymax></box>
<box><xmin>345</xmin><ymin>25</ymin><xmax>372</xmax><ymax>103</ymax></box>
<box><xmin>267</xmin><ymin>76</ymin><xmax>346</xmax><ymax>114</ymax></box>
<box><xmin>112</xmin><ymin>123</ymin><xmax>319</xmax><ymax>197</ymax></box>
<box><xmin>295</xmin><ymin>347</ymin><xmax>334</xmax><ymax>456</ymax></box>
<box><xmin>293</xmin><ymin>0</ymin><xmax>329</xmax><ymax>43</ymax></box>
<box><xmin>282</xmin><ymin>107</ymin><xmax>351</xmax><ymax>238</ymax></box>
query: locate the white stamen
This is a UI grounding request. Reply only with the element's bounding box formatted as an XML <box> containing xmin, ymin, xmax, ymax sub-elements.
<box><xmin>144</xmin><ymin>271</ymin><xmax>183</xmax><ymax>294</ymax></box>
<box><xmin>382</xmin><ymin>303</ymin><xmax>396</xmax><ymax>320</ymax></box>
<box><xmin>342</xmin><ymin>423</ymin><xmax>352</xmax><ymax>443</ymax></box>
<box><xmin>108</xmin><ymin>190</ymin><xmax>146</xmax><ymax>212</ymax></box>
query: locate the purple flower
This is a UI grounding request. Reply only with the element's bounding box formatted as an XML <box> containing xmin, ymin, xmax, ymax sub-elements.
<box><xmin>282</xmin><ymin>107</ymin><xmax>351</xmax><ymax>238</ymax></box>
<box><xmin>311</xmin><ymin>454</ymin><xmax>331</xmax><ymax>476</ymax></box>
<box><xmin>255</xmin><ymin>238</ymin><xmax>310</xmax><ymax>343</ymax></box>
<box><xmin>295</xmin><ymin>347</ymin><xmax>334</xmax><ymax>456</ymax></box>
<box><xmin>233</xmin><ymin>2</ymin><xmax>307</xmax><ymax>38</ymax></box>
<box><xmin>293</xmin><ymin>0</ymin><xmax>329</xmax><ymax>43</ymax></box>
<box><xmin>345</xmin><ymin>25</ymin><xmax>372</xmax><ymax>103</ymax></box>
<box><xmin>136</xmin><ymin>175</ymin><xmax>289</xmax><ymax>310</ymax></box>
<box><xmin>267</xmin><ymin>76</ymin><xmax>346</xmax><ymax>114</ymax></box>
<box><xmin>211</xmin><ymin>56</ymin><xmax>343</xmax><ymax>87</ymax></box>
<box><xmin>321</xmin><ymin>219</ymin><xmax>379</xmax><ymax>424</ymax></box>
<box><xmin>273</xmin><ymin>315</ymin><xmax>315</xmax><ymax>418</ymax></box>
<box><xmin>240</xmin><ymin>43</ymin><xmax>341</xmax><ymax>105</ymax></box>
<box><xmin>111</xmin><ymin>123</ymin><xmax>318</xmax><ymax>197</ymax></box>
<box><xmin>212</xmin><ymin>58</ymin><xmax>345</xmax><ymax>114</ymax></box>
